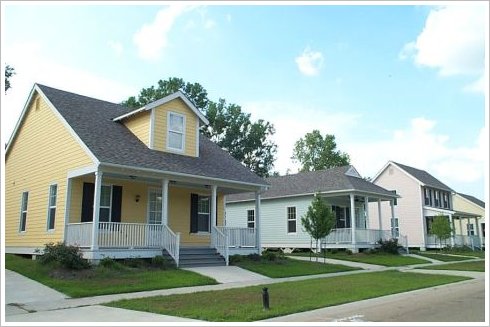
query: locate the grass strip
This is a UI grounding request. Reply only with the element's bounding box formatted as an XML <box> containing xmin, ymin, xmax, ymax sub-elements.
<box><xmin>291</xmin><ymin>252</ymin><xmax>430</xmax><ymax>266</ymax></box>
<box><xmin>107</xmin><ymin>270</ymin><xmax>469</xmax><ymax>321</ymax></box>
<box><xmin>5</xmin><ymin>254</ymin><xmax>217</xmax><ymax>298</ymax></box>
<box><xmin>416</xmin><ymin>260</ymin><xmax>485</xmax><ymax>272</ymax></box>
<box><xmin>412</xmin><ymin>252</ymin><xmax>474</xmax><ymax>262</ymax></box>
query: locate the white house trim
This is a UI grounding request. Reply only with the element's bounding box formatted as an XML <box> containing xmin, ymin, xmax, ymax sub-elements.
<box><xmin>113</xmin><ymin>90</ymin><xmax>209</xmax><ymax>125</ymax></box>
<box><xmin>67</xmin><ymin>165</ymin><xmax>98</xmax><ymax>179</ymax></box>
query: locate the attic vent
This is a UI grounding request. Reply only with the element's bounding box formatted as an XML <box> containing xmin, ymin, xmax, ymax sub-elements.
<box><xmin>389</xmin><ymin>167</ymin><xmax>394</xmax><ymax>175</ymax></box>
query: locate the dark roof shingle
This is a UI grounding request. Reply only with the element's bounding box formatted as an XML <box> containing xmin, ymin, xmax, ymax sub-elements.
<box><xmin>227</xmin><ymin>165</ymin><xmax>397</xmax><ymax>202</ymax></box>
<box><xmin>37</xmin><ymin>84</ymin><xmax>267</xmax><ymax>186</ymax></box>
<box><xmin>392</xmin><ymin>162</ymin><xmax>453</xmax><ymax>192</ymax></box>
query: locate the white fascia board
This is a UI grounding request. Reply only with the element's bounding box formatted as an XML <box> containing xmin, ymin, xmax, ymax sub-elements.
<box><xmin>99</xmin><ymin>162</ymin><xmax>268</xmax><ymax>191</ymax></box>
<box><xmin>6</xmin><ymin>84</ymin><xmax>100</xmax><ymax>166</ymax></box>
<box><xmin>113</xmin><ymin>91</ymin><xmax>209</xmax><ymax>125</ymax></box>
<box><xmin>67</xmin><ymin>165</ymin><xmax>98</xmax><ymax>179</ymax></box>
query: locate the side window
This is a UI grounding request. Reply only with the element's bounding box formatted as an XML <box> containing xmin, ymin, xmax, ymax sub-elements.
<box><xmin>19</xmin><ymin>192</ymin><xmax>29</xmax><ymax>232</ymax></box>
<box><xmin>247</xmin><ymin>209</ymin><xmax>255</xmax><ymax>228</ymax></box>
<box><xmin>167</xmin><ymin>112</ymin><xmax>185</xmax><ymax>152</ymax></box>
<box><xmin>287</xmin><ymin>206</ymin><xmax>297</xmax><ymax>233</ymax></box>
<box><xmin>47</xmin><ymin>184</ymin><xmax>58</xmax><ymax>230</ymax></box>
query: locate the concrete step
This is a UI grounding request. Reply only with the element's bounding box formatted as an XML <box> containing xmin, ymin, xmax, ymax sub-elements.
<box><xmin>179</xmin><ymin>259</ymin><xmax>226</xmax><ymax>267</ymax></box>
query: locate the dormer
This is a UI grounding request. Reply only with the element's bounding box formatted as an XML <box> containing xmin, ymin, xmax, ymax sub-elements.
<box><xmin>114</xmin><ymin>91</ymin><xmax>209</xmax><ymax>157</ymax></box>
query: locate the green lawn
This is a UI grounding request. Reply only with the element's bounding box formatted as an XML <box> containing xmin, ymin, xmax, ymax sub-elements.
<box><xmin>231</xmin><ymin>256</ymin><xmax>360</xmax><ymax>278</ymax></box>
<box><xmin>5</xmin><ymin>254</ymin><xmax>217</xmax><ymax>298</ymax></box>
<box><xmin>412</xmin><ymin>252</ymin><xmax>475</xmax><ymax>262</ymax></box>
<box><xmin>107</xmin><ymin>270</ymin><xmax>469</xmax><ymax>321</ymax></box>
<box><xmin>435</xmin><ymin>249</ymin><xmax>485</xmax><ymax>259</ymax></box>
<box><xmin>292</xmin><ymin>252</ymin><xmax>430</xmax><ymax>266</ymax></box>
<box><xmin>417</xmin><ymin>260</ymin><xmax>485</xmax><ymax>272</ymax></box>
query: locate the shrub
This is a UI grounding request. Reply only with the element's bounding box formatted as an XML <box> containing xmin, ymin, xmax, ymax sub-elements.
<box><xmin>345</xmin><ymin>249</ymin><xmax>353</xmax><ymax>255</ymax></box>
<box><xmin>262</xmin><ymin>250</ymin><xmax>285</xmax><ymax>262</ymax></box>
<box><xmin>247</xmin><ymin>253</ymin><xmax>261</xmax><ymax>262</ymax></box>
<box><xmin>37</xmin><ymin>242</ymin><xmax>90</xmax><ymax>270</ymax></box>
<box><xmin>151</xmin><ymin>255</ymin><xmax>174</xmax><ymax>269</ymax></box>
<box><xmin>377</xmin><ymin>238</ymin><xmax>400</xmax><ymax>254</ymax></box>
<box><xmin>123</xmin><ymin>257</ymin><xmax>146</xmax><ymax>268</ymax></box>
<box><xmin>99</xmin><ymin>256</ymin><xmax>126</xmax><ymax>270</ymax></box>
<box><xmin>229</xmin><ymin>254</ymin><xmax>244</xmax><ymax>264</ymax></box>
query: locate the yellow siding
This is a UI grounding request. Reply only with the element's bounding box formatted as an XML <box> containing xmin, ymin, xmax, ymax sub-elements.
<box><xmin>123</xmin><ymin>111</ymin><xmax>151</xmax><ymax>147</ymax></box>
<box><xmin>153</xmin><ymin>98</ymin><xmax>198</xmax><ymax>157</ymax></box>
<box><xmin>453</xmin><ymin>195</ymin><xmax>485</xmax><ymax>217</ymax></box>
<box><xmin>5</xmin><ymin>93</ymin><xmax>94</xmax><ymax>248</ymax></box>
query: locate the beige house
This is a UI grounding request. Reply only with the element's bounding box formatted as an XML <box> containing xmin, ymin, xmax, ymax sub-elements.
<box><xmin>453</xmin><ymin>193</ymin><xmax>485</xmax><ymax>249</ymax></box>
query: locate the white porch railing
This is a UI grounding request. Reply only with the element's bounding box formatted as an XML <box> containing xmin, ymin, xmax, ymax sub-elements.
<box><xmin>454</xmin><ymin>234</ymin><xmax>482</xmax><ymax>250</ymax></box>
<box><xmin>217</xmin><ymin>227</ymin><xmax>256</xmax><ymax>248</ymax></box>
<box><xmin>355</xmin><ymin>229</ymin><xmax>392</xmax><ymax>244</ymax></box>
<box><xmin>65</xmin><ymin>222</ymin><xmax>181</xmax><ymax>265</ymax></box>
<box><xmin>323</xmin><ymin>228</ymin><xmax>352</xmax><ymax>244</ymax></box>
<box><xmin>162</xmin><ymin>225</ymin><xmax>180</xmax><ymax>266</ymax></box>
<box><xmin>211</xmin><ymin>226</ymin><xmax>229</xmax><ymax>265</ymax></box>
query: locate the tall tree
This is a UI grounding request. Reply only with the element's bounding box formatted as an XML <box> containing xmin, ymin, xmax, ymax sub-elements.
<box><xmin>431</xmin><ymin>214</ymin><xmax>453</xmax><ymax>250</ymax></box>
<box><xmin>122</xmin><ymin>78</ymin><xmax>277</xmax><ymax>177</ymax></box>
<box><xmin>292</xmin><ymin>130</ymin><xmax>350</xmax><ymax>172</ymax></box>
<box><xmin>5</xmin><ymin>64</ymin><xmax>15</xmax><ymax>93</ymax></box>
<box><xmin>301</xmin><ymin>194</ymin><xmax>336</xmax><ymax>261</ymax></box>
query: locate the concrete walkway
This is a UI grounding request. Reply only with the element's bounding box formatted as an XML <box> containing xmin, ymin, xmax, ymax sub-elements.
<box><xmin>287</xmin><ymin>255</ymin><xmax>386</xmax><ymax>270</ymax></box>
<box><xmin>183</xmin><ymin>265</ymin><xmax>271</xmax><ymax>283</ymax></box>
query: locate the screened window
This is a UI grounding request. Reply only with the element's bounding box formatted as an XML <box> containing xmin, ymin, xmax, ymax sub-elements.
<box><xmin>47</xmin><ymin>184</ymin><xmax>57</xmax><ymax>230</ymax></box>
<box><xmin>148</xmin><ymin>188</ymin><xmax>162</xmax><ymax>224</ymax></box>
<box><xmin>197</xmin><ymin>196</ymin><xmax>210</xmax><ymax>232</ymax></box>
<box><xmin>19</xmin><ymin>192</ymin><xmax>29</xmax><ymax>232</ymax></box>
<box><xmin>99</xmin><ymin>185</ymin><xmax>112</xmax><ymax>222</ymax></box>
<box><xmin>391</xmin><ymin>217</ymin><xmax>399</xmax><ymax>238</ymax></box>
<box><xmin>168</xmin><ymin>112</ymin><xmax>185</xmax><ymax>151</ymax></box>
<box><xmin>287</xmin><ymin>206</ymin><xmax>296</xmax><ymax>233</ymax></box>
<box><xmin>247</xmin><ymin>209</ymin><xmax>255</xmax><ymax>229</ymax></box>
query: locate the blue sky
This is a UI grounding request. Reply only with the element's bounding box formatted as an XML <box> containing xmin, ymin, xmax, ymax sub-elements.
<box><xmin>1</xmin><ymin>2</ymin><xmax>487</xmax><ymax>200</ymax></box>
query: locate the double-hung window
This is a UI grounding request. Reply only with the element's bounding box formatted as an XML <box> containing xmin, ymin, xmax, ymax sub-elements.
<box><xmin>467</xmin><ymin>223</ymin><xmax>475</xmax><ymax>236</ymax></box>
<box><xmin>167</xmin><ymin>112</ymin><xmax>185</xmax><ymax>152</ymax></box>
<box><xmin>197</xmin><ymin>196</ymin><xmax>210</xmax><ymax>232</ymax></box>
<box><xmin>19</xmin><ymin>192</ymin><xmax>29</xmax><ymax>232</ymax></box>
<box><xmin>287</xmin><ymin>206</ymin><xmax>297</xmax><ymax>233</ymax></box>
<box><xmin>247</xmin><ymin>209</ymin><xmax>255</xmax><ymax>228</ymax></box>
<box><xmin>391</xmin><ymin>217</ymin><xmax>399</xmax><ymax>238</ymax></box>
<box><xmin>148</xmin><ymin>188</ymin><xmax>162</xmax><ymax>224</ymax></box>
<box><xmin>99</xmin><ymin>185</ymin><xmax>112</xmax><ymax>222</ymax></box>
<box><xmin>47</xmin><ymin>184</ymin><xmax>58</xmax><ymax>230</ymax></box>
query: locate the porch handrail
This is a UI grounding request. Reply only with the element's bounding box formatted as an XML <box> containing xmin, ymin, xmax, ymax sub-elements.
<box><xmin>162</xmin><ymin>224</ymin><xmax>180</xmax><ymax>267</ymax></box>
<box><xmin>66</xmin><ymin>222</ymin><xmax>93</xmax><ymax>247</ymax></box>
<box><xmin>217</xmin><ymin>226</ymin><xmax>256</xmax><ymax>248</ymax></box>
<box><xmin>212</xmin><ymin>226</ymin><xmax>229</xmax><ymax>265</ymax></box>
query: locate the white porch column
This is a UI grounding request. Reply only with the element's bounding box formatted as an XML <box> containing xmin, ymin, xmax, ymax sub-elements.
<box><xmin>377</xmin><ymin>199</ymin><xmax>383</xmax><ymax>230</ymax></box>
<box><xmin>211</xmin><ymin>185</ymin><xmax>217</xmax><ymax>228</ymax></box>
<box><xmin>350</xmin><ymin>194</ymin><xmax>356</xmax><ymax>249</ymax></box>
<box><xmin>459</xmin><ymin>217</ymin><xmax>463</xmax><ymax>237</ymax></box>
<box><xmin>475</xmin><ymin>216</ymin><xmax>481</xmax><ymax>245</ymax></box>
<box><xmin>449</xmin><ymin>214</ymin><xmax>455</xmax><ymax>246</ymax></box>
<box><xmin>161</xmin><ymin>179</ymin><xmax>169</xmax><ymax>226</ymax></box>
<box><xmin>255</xmin><ymin>192</ymin><xmax>262</xmax><ymax>254</ymax></box>
<box><xmin>63</xmin><ymin>178</ymin><xmax>73</xmax><ymax>244</ymax></box>
<box><xmin>364</xmin><ymin>196</ymin><xmax>369</xmax><ymax>229</ymax></box>
<box><xmin>390</xmin><ymin>200</ymin><xmax>395</xmax><ymax>238</ymax></box>
<box><xmin>91</xmin><ymin>171</ymin><xmax>103</xmax><ymax>251</ymax></box>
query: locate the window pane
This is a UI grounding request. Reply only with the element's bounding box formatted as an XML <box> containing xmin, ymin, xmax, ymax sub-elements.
<box><xmin>100</xmin><ymin>186</ymin><xmax>111</xmax><ymax>206</ymax></box>
<box><xmin>168</xmin><ymin>131</ymin><xmax>183</xmax><ymax>149</ymax></box>
<box><xmin>20</xmin><ymin>213</ymin><xmax>27</xmax><ymax>231</ymax></box>
<box><xmin>288</xmin><ymin>220</ymin><xmax>296</xmax><ymax>233</ymax></box>
<box><xmin>22</xmin><ymin>192</ymin><xmax>29</xmax><ymax>210</ymax></box>
<box><xmin>198</xmin><ymin>197</ymin><xmax>210</xmax><ymax>214</ymax></box>
<box><xmin>48</xmin><ymin>208</ymin><xmax>56</xmax><ymax>229</ymax></box>
<box><xmin>169</xmin><ymin>114</ymin><xmax>184</xmax><ymax>132</ymax></box>
<box><xmin>198</xmin><ymin>213</ymin><xmax>210</xmax><ymax>232</ymax></box>
<box><xmin>99</xmin><ymin>208</ymin><xmax>110</xmax><ymax>222</ymax></box>
<box><xmin>49</xmin><ymin>185</ymin><xmax>58</xmax><ymax>206</ymax></box>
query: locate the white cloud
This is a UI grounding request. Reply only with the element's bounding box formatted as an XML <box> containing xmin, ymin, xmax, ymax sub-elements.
<box><xmin>133</xmin><ymin>5</ymin><xmax>193</xmax><ymax>61</ymax></box>
<box><xmin>400</xmin><ymin>5</ymin><xmax>486</xmax><ymax>91</ymax></box>
<box><xmin>107</xmin><ymin>40</ymin><xmax>123</xmax><ymax>57</ymax></box>
<box><xmin>345</xmin><ymin>117</ymin><xmax>486</xmax><ymax>186</ymax></box>
<box><xmin>1</xmin><ymin>42</ymin><xmax>138</xmax><ymax>144</ymax></box>
<box><xmin>463</xmin><ymin>75</ymin><xmax>486</xmax><ymax>93</ymax></box>
<box><xmin>204</xmin><ymin>19</ymin><xmax>216</xmax><ymax>29</ymax></box>
<box><xmin>295</xmin><ymin>47</ymin><xmax>324</xmax><ymax>76</ymax></box>
<box><xmin>242</xmin><ymin>101</ymin><xmax>361</xmax><ymax>174</ymax></box>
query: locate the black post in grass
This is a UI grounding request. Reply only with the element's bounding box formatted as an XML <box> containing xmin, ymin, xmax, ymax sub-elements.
<box><xmin>262</xmin><ymin>287</ymin><xmax>270</xmax><ymax>310</ymax></box>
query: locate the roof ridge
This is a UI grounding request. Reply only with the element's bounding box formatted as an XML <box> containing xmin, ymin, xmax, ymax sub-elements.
<box><xmin>267</xmin><ymin>165</ymin><xmax>352</xmax><ymax>180</ymax></box>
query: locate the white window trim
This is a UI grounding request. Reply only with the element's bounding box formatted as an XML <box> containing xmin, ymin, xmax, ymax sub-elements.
<box><xmin>286</xmin><ymin>206</ymin><xmax>297</xmax><ymax>234</ymax></box>
<box><xmin>147</xmin><ymin>187</ymin><xmax>162</xmax><ymax>224</ymax></box>
<box><xmin>197</xmin><ymin>195</ymin><xmax>211</xmax><ymax>233</ymax></box>
<box><xmin>247</xmin><ymin>209</ymin><xmax>255</xmax><ymax>229</ymax></box>
<box><xmin>166</xmin><ymin>111</ymin><xmax>186</xmax><ymax>153</ymax></box>
<box><xmin>99</xmin><ymin>184</ymin><xmax>113</xmax><ymax>223</ymax></box>
<box><xmin>46</xmin><ymin>184</ymin><xmax>58</xmax><ymax>232</ymax></box>
<box><xmin>19</xmin><ymin>191</ymin><xmax>29</xmax><ymax>233</ymax></box>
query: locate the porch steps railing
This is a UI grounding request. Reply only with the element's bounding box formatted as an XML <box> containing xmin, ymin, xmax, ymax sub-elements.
<box><xmin>162</xmin><ymin>225</ymin><xmax>180</xmax><ymax>267</ymax></box>
<box><xmin>217</xmin><ymin>227</ymin><xmax>255</xmax><ymax>248</ymax></box>
<box><xmin>211</xmin><ymin>226</ymin><xmax>229</xmax><ymax>265</ymax></box>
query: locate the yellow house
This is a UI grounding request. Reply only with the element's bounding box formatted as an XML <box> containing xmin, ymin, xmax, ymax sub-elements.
<box><xmin>452</xmin><ymin>193</ymin><xmax>485</xmax><ymax>250</ymax></box>
<box><xmin>5</xmin><ymin>84</ymin><xmax>268</xmax><ymax>266</ymax></box>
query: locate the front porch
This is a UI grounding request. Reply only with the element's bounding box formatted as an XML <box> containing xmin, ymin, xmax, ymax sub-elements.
<box><xmin>63</xmin><ymin>166</ymin><xmax>263</xmax><ymax>266</ymax></box>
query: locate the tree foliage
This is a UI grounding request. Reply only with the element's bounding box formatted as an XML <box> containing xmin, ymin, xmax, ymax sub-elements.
<box><xmin>122</xmin><ymin>77</ymin><xmax>277</xmax><ymax>177</ymax></box>
<box><xmin>292</xmin><ymin>130</ymin><xmax>350</xmax><ymax>172</ymax></box>
<box><xmin>301</xmin><ymin>194</ymin><xmax>336</xmax><ymax>260</ymax></box>
<box><xmin>5</xmin><ymin>64</ymin><xmax>15</xmax><ymax>93</ymax></box>
<box><xmin>431</xmin><ymin>214</ymin><xmax>452</xmax><ymax>250</ymax></box>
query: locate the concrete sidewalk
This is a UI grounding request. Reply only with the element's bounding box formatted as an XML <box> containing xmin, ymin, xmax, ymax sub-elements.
<box><xmin>287</xmin><ymin>255</ymin><xmax>386</xmax><ymax>270</ymax></box>
<box><xmin>183</xmin><ymin>265</ymin><xmax>271</xmax><ymax>283</ymax></box>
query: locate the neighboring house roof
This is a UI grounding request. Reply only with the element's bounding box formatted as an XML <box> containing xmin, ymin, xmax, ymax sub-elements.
<box><xmin>458</xmin><ymin>192</ymin><xmax>485</xmax><ymax>209</ymax></box>
<box><xmin>227</xmin><ymin>165</ymin><xmax>398</xmax><ymax>202</ymax></box>
<box><xmin>26</xmin><ymin>84</ymin><xmax>267</xmax><ymax>187</ymax></box>
<box><xmin>390</xmin><ymin>161</ymin><xmax>453</xmax><ymax>192</ymax></box>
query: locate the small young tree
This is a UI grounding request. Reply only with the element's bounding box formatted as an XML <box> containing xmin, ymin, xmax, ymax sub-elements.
<box><xmin>301</xmin><ymin>194</ymin><xmax>336</xmax><ymax>261</ymax></box>
<box><xmin>431</xmin><ymin>214</ymin><xmax>452</xmax><ymax>250</ymax></box>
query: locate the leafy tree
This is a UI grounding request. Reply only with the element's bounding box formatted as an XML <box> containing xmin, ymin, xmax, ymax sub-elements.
<box><xmin>431</xmin><ymin>214</ymin><xmax>452</xmax><ymax>250</ymax></box>
<box><xmin>122</xmin><ymin>78</ymin><xmax>277</xmax><ymax>177</ymax></box>
<box><xmin>5</xmin><ymin>64</ymin><xmax>15</xmax><ymax>93</ymax></box>
<box><xmin>301</xmin><ymin>194</ymin><xmax>336</xmax><ymax>261</ymax></box>
<box><xmin>292</xmin><ymin>130</ymin><xmax>350</xmax><ymax>172</ymax></box>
